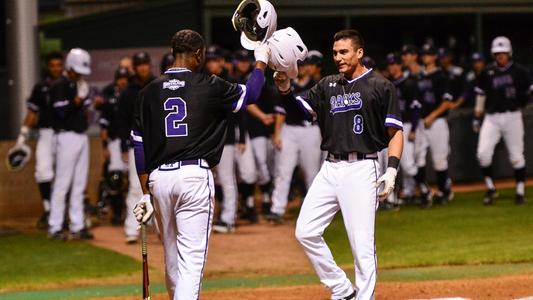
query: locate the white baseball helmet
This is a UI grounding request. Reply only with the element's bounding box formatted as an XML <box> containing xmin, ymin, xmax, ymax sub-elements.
<box><xmin>65</xmin><ymin>48</ymin><xmax>91</xmax><ymax>75</ymax></box>
<box><xmin>266</xmin><ymin>27</ymin><xmax>308</xmax><ymax>79</ymax></box>
<box><xmin>232</xmin><ymin>0</ymin><xmax>277</xmax><ymax>50</ymax></box>
<box><xmin>491</xmin><ymin>36</ymin><xmax>512</xmax><ymax>56</ymax></box>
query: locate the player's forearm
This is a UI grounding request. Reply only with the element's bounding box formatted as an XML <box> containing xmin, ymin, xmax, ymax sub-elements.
<box><xmin>22</xmin><ymin>110</ymin><xmax>37</xmax><ymax>128</ymax></box>
<box><xmin>247</xmin><ymin>104</ymin><xmax>267</xmax><ymax>121</ymax></box>
<box><xmin>274</xmin><ymin>113</ymin><xmax>285</xmax><ymax>136</ymax></box>
<box><xmin>137</xmin><ymin>174</ymin><xmax>149</xmax><ymax>194</ymax></box>
<box><xmin>427</xmin><ymin>101</ymin><xmax>452</xmax><ymax>120</ymax></box>
<box><xmin>244</xmin><ymin>69</ymin><xmax>266</xmax><ymax>105</ymax></box>
<box><xmin>387</xmin><ymin>128</ymin><xmax>403</xmax><ymax>161</ymax></box>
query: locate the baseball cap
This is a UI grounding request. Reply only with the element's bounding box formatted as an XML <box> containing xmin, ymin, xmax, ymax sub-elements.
<box><xmin>470</xmin><ymin>52</ymin><xmax>485</xmax><ymax>62</ymax></box>
<box><xmin>362</xmin><ymin>56</ymin><xmax>375</xmax><ymax>69</ymax></box>
<box><xmin>386</xmin><ymin>52</ymin><xmax>402</xmax><ymax>65</ymax></box>
<box><xmin>437</xmin><ymin>47</ymin><xmax>452</xmax><ymax>59</ymax></box>
<box><xmin>114</xmin><ymin>67</ymin><xmax>130</xmax><ymax>79</ymax></box>
<box><xmin>401</xmin><ymin>44</ymin><xmax>419</xmax><ymax>55</ymax></box>
<box><xmin>160</xmin><ymin>52</ymin><xmax>175</xmax><ymax>73</ymax></box>
<box><xmin>306</xmin><ymin>50</ymin><xmax>323</xmax><ymax>66</ymax></box>
<box><xmin>421</xmin><ymin>43</ymin><xmax>437</xmax><ymax>55</ymax></box>
<box><xmin>132</xmin><ymin>51</ymin><xmax>151</xmax><ymax>66</ymax></box>
<box><xmin>233</xmin><ymin>49</ymin><xmax>252</xmax><ymax>62</ymax></box>
<box><xmin>206</xmin><ymin>45</ymin><xmax>224</xmax><ymax>60</ymax></box>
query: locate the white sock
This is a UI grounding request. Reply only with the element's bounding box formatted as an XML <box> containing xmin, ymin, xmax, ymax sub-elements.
<box><xmin>516</xmin><ymin>182</ymin><xmax>525</xmax><ymax>196</ymax></box>
<box><xmin>484</xmin><ymin>176</ymin><xmax>495</xmax><ymax>190</ymax></box>
<box><xmin>246</xmin><ymin>196</ymin><xmax>255</xmax><ymax>208</ymax></box>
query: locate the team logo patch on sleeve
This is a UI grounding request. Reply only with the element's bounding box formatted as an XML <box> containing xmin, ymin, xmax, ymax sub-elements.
<box><xmin>163</xmin><ymin>79</ymin><xmax>186</xmax><ymax>90</ymax></box>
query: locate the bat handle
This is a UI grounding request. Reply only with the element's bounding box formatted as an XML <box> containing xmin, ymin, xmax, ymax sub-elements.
<box><xmin>141</xmin><ymin>223</ymin><xmax>147</xmax><ymax>255</ymax></box>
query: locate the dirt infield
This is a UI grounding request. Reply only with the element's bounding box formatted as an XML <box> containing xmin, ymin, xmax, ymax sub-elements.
<box><xmin>90</xmin><ymin>220</ymin><xmax>533</xmax><ymax>300</ymax></box>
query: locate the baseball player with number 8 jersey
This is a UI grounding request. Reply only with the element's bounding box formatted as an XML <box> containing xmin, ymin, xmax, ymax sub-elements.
<box><xmin>131</xmin><ymin>29</ymin><xmax>268</xmax><ymax>300</ymax></box>
<box><xmin>274</xmin><ymin>29</ymin><xmax>403</xmax><ymax>300</ymax></box>
<box><xmin>475</xmin><ymin>36</ymin><xmax>533</xmax><ymax>205</ymax></box>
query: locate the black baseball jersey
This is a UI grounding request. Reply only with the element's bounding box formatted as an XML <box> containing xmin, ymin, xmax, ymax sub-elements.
<box><xmin>50</xmin><ymin>76</ymin><xmax>89</xmax><ymax>133</ymax></box>
<box><xmin>391</xmin><ymin>74</ymin><xmax>419</xmax><ymax>124</ymax></box>
<box><xmin>416</xmin><ymin>68</ymin><xmax>453</xmax><ymax>118</ymax></box>
<box><xmin>99</xmin><ymin>83</ymin><xmax>123</xmax><ymax>139</ymax></box>
<box><xmin>475</xmin><ymin>62</ymin><xmax>532</xmax><ymax>113</ymax></box>
<box><xmin>132</xmin><ymin>67</ymin><xmax>247</xmax><ymax>172</ymax></box>
<box><xmin>462</xmin><ymin>69</ymin><xmax>480</xmax><ymax>108</ymax></box>
<box><xmin>247</xmin><ymin>83</ymin><xmax>277</xmax><ymax>138</ymax></box>
<box><xmin>118</xmin><ymin>74</ymin><xmax>156</xmax><ymax>152</ymax></box>
<box><xmin>282</xmin><ymin>69</ymin><xmax>401</xmax><ymax>154</ymax></box>
<box><xmin>285</xmin><ymin>79</ymin><xmax>316</xmax><ymax>126</ymax></box>
<box><xmin>443</xmin><ymin>65</ymin><xmax>465</xmax><ymax>102</ymax></box>
<box><xmin>26</xmin><ymin>77</ymin><xmax>56</xmax><ymax>128</ymax></box>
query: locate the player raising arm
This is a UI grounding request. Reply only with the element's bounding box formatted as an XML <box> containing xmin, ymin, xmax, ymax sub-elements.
<box><xmin>131</xmin><ymin>29</ymin><xmax>268</xmax><ymax>300</ymax></box>
<box><xmin>274</xmin><ymin>29</ymin><xmax>402</xmax><ymax>300</ymax></box>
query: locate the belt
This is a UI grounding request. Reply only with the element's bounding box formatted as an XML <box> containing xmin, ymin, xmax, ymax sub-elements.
<box><xmin>158</xmin><ymin>159</ymin><xmax>210</xmax><ymax>171</ymax></box>
<box><xmin>327</xmin><ymin>152</ymin><xmax>378</xmax><ymax>162</ymax></box>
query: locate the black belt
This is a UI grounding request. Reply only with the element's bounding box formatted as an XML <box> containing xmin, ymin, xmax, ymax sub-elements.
<box><xmin>158</xmin><ymin>159</ymin><xmax>210</xmax><ymax>171</ymax></box>
<box><xmin>327</xmin><ymin>152</ymin><xmax>378</xmax><ymax>162</ymax></box>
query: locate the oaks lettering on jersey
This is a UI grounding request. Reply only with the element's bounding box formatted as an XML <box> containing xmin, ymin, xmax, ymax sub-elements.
<box><xmin>329</xmin><ymin>92</ymin><xmax>363</xmax><ymax>114</ymax></box>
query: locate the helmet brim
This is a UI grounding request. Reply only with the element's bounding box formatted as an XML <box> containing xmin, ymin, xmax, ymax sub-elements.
<box><xmin>241</xmin><ymin>33</ymin><xmax>261</xmax><ymax>50</ymax></box>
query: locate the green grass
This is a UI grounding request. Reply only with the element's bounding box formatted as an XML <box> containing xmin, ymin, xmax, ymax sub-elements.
<box><xmin>0</xmin><ymin>233</ymin><xmax>140</xmax><ymax>291</ymax></box>
<box><xmin>324</xmin><ymin>187</ymin><xmax>533</xmax><ymax>269</ymax></box>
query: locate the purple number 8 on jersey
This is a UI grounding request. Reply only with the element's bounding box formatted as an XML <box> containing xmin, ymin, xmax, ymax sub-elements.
<box><xmin>164</xmin><ymin>97</ymin><xmax>188</xmax><ymax>137</ymax></box>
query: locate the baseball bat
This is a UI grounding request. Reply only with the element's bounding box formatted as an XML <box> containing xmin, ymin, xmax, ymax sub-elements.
<box><xmin>141</xmin><ymin>223</ymin><xmax>151</xmax><ymax>300</ymax></box>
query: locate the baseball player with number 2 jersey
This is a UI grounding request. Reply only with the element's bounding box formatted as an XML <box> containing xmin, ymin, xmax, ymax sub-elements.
<box><xmin>131</xmin><ymin>29</ymin><xmax>268</xmax><ymax>300</ymax></box>
<box><xmin>475</xmin><ymin>36</ymin><xmax>533</xmax><ymax>205</ymax></box>
<box><xmin>275</xmin><ymin>29</ymin><xmax>403</xmax><ymax>300</ymax></box>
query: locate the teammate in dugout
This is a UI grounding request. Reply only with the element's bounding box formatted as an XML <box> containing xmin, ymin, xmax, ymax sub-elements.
<box><xmin>274</xmin><ymin>29</ymin><xmax>403</xmax><ymax>300</ymax></box>
<box><xmin>117</xmin><ymin>51</ymin><xmax>156</xmax><ymax>243</ymax></box>
<box><xmin>474</xmin><ymin>36</ymin><xmax>533</xmax><ymax>205</ymax></box>
<box><xmin>99</xmin><ymin>67</ymin><xmax>130</xmax><ymax>226</ymax></box>
<box><xmin>48</xmin><ymin>48</ymin><xmax>94</xmax><ymax>240</ymax></box>
<box><xmin>15</xmin><ymin>52</ymin><xmax>63</xmax><ymax>229</ymax></box>
<box><xmin>414</xmin><ymin>43</ymin><xmax>455</xmax><ymax>208</ymax></box>
<box><xmin>131</xmin><ymin>29</ymin><xmax>269</xmax><ymax>299</ymax></box>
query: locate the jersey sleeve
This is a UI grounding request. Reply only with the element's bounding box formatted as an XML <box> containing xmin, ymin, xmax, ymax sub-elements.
<box><xmin>474</xmin><ymin>70</ymin><xmax>489</xmax><ymax>95</ymax></box>
<box><xmin>383</xmin><ymin>81</ymin><xmax>403</xmax><ymax>130</ymax></box>
<box><xmin>26</xmin><ymin>84</ymin><xmax>43</xmax><ymax>112</ymax></box>
<box><xmin>211</xmin><ymin>75</ymin><xmax>247</xmax><ymax>113</ymax></box>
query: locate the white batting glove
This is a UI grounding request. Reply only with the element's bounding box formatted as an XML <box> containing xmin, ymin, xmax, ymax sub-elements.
<box><xmin>254</xmin><ymin>43</ymin><xmax>270</xmax><ymax>65</ymax></box>
<box><xmin>376</xmin><ymin>167</ymin><xmax>397</xmax><ymax>202</ymax></box>
<box><xmin>76</xmin><ymin>79</ymin><xmax>90</xmax><ymax>99</ymax></box>
<box><xmin>273</xmin><ymin>71</ymin><xmax>290</xmax><ymax>93</ymax></box>
<box><xmin>16</xmin><ymin>126</ymin><xmax>30</xmax><ymax>146</ymax></box>
<box><xmin>133</xmin><ymin>194</ymin><xmax>154</xmax><ymax>223</ymax></box>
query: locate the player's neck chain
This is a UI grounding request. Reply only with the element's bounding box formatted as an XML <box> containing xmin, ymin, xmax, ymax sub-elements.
<box><xmin>341</xmin><ymin>81</ymin><xmax>358</xmax><ymax>106</ymax></box>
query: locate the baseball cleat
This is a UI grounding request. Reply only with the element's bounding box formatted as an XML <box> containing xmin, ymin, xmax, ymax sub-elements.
<box><xmin>419</xmin><ymin>190</ymin><xmax>434</xmax><ymax>209</ymax></box>
<box><xmin>483</xmin><ymin>189</ymin><xmax>498</xmax><ymax>206</ymax></box>
<box><xmin>266</xmin><ymin>213</ymin><xmax>284</xmax><ymax>224</ymax></box>
<box><xmin>71</xmin><ymin>228</ymin><xmax>94</xmax><ymax>240</ymax></box>
<box><xmin>36</xmin><ymin>213</ymin><xmax>49</xmax><ymax>230</ymax></box>
<box><xmin>48</xmin><ymin>231</ymin><xmax>66</xmax><ymax>241</ymax></box>
<box><xmin>125</xmin><ymin>235</ymin><xmax>139</xmax><ymax>244</ymax></box>
<box><xmin>515</xmin><ymin>194</ymin><xmax>526</xmax><ymax>205</ymax></box>
<box><xmin>212</xmin><ymin>221</ymin><xmax>235</xmax><ymax>234</ymax></box>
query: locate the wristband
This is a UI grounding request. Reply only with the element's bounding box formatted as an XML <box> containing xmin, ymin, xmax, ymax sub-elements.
<box><xmin>388</xmin><ymin>156</ymin><xmax>400</xmax><ymax>169</ymax></box>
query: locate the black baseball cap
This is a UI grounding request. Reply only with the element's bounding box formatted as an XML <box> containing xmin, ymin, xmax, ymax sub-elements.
<box><xmin>471</xmin><ymin>52</ymin><xmax>485</xmax><ymax>62</ymax></box>
<box><xmin>421</xmin><ymin>43</ymin><xmax>437</xmax><ymax>55</ymax></box>
<box><xmin>438</xmin><ymin>47</ymin><xmax>452</xmax><ymax>59</ymax></box>
<box><xmin>401</xmin><ymin>44</ymin><xmax>419</xmax><ymax>55</ymax></box>
<box><xmin>362</xmin><ymin>56</ymin><xmax>375</xmax><ymax>69</ymax></box>
<box><xmin>386</xmin><ymin>52</ymin><xmax>402</xmax><ymax>65</ymax></box>
<box><xmin>160</xmin><ymin>52</ymin><xmax>175</xmax><ymax>73</ymax></box>
<box><xmin>233</xmin><ymin>49</ymin><xmax>252</xmax><ymax>61</ymax></box>
<box><xmin>132</xmin><ymin>51</ymin><xmax>151</xmax><ymax>66</ymax></box>
<box><xmin>206</xmin><ymin>45</ymin><xmax>224</xmax><ymax>60</ymax></box>
<box><xmin>306</xmin><ymin>50</ymin><xmax>323</xmax><ymax>66</ymax></box>
<box><xmin>114</xmin><ymin>67</ymin><xmax>130</xmax><ymax>79</ymax></box>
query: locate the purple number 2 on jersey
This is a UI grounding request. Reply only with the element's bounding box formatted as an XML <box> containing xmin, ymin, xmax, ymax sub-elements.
<box><xmin>164</xmin><ymin>97</ymin><xmax>188</xmax><ymax>137</ymax></box>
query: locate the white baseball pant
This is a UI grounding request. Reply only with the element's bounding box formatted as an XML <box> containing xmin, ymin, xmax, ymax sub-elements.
<box><xmin>477</xmin><ymin>111</ymin><xmax>525</xmax><ymax>169</ymax></box>
<box><xmin>400</xmin><ymin>123</ymin><xmax>417</xmax><ymax>197</ymax></box>
<box><xmin>124</xmin><ymin>148</ymin><xmax>143</xmax><ymax>237</ymax></box>
<box><xmin>296</xmin><ymin>159</ymin><xmax>379</xmax><ymax>300</ymax></box>
<box><xmin>270</xmin><ymin>124</ymin><xmax>322</xmax><ymax>215</ymax></box>
<box><xmin>250</xmin><ymin>136</ymin><xmax>274</xmax><ymax>185</ymax></box>
<box><xmin>107</xmin><ymin>138</ymin><xmax>127</xmax><ymax>172</ymax></box>
<box><xmin>149</xmin><ymin>161</ymin><xmax>214</xmax><ymax>300</ymax></box>
<box><xmin>35</xmin><ymin>128</ymin><xmax>56</xmax><ymax>183</ymax></box>
<box><xmin>48</xmin><ymin>131</ymin><xmax>89</xmax><ymax>233</ymax></box>
<box><xmin>415</xmin><ymin>118</ymin><xmax>450</xmax><ymax>171</ymax></box>
<box><xmin>217</xmin><ymin>137</ymin><xmax>257</xmax><ymax>225</ymax></box>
